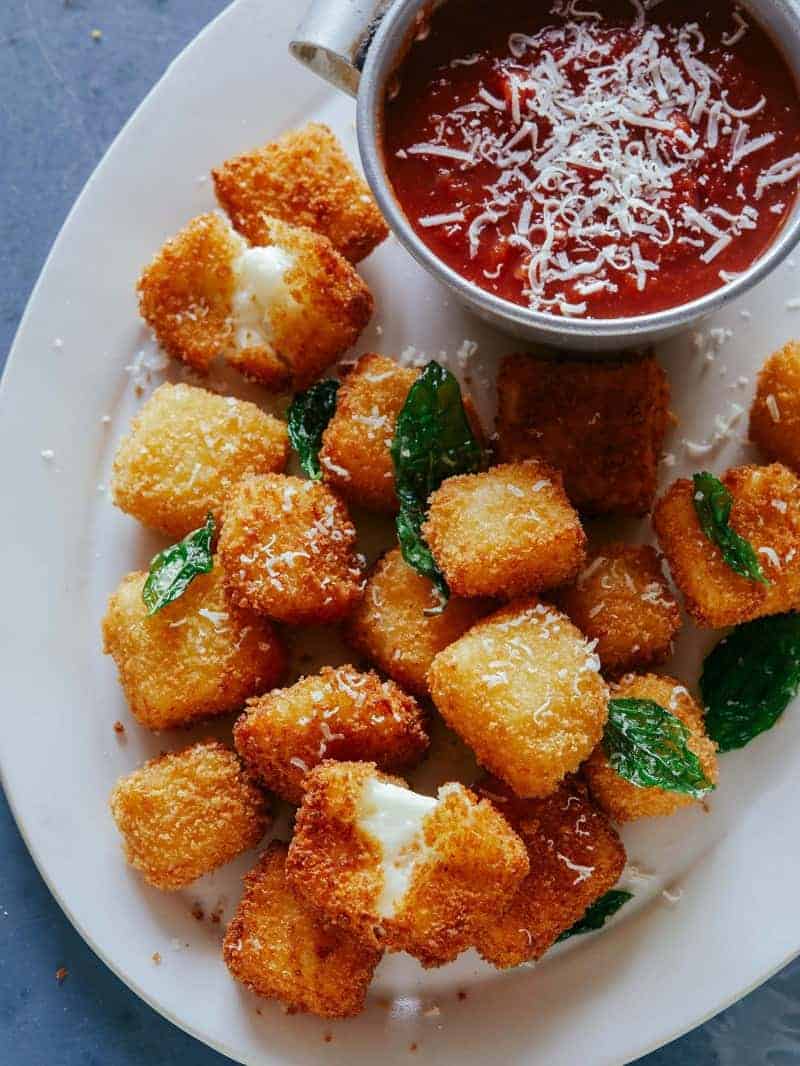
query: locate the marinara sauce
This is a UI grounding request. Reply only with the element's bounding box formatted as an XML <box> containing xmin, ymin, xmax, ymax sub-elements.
<box><xmin>383</xmin><ymin>0</ymin><xmax>800</xmax><ymax>318</ymax></box>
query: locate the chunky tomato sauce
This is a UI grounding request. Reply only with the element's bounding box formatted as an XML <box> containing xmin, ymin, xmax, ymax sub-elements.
<box><xmin>383</xmin><ymin>0</ymin><xmax>800</xmax><ymax>318</ymax></box>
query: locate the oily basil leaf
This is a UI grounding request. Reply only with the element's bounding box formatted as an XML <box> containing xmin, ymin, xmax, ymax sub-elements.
<box><xmin>142</xmin><ymin>513</ymin><xmax>215</xmax><ymax>615</ymax></box>
<box><xmin>603</xmin><ymin>698</ymin><xmax>714</xmax><ymax>799</ymax></box>
<box><xmin>701</xmin><ymin>612</ymin><xmax>800</xmax><ymax>752</ymax></box>
<box><xmin>287</xmin><ymin>379</ymin><xmax>340</xmax><ymax>480</ymax></box>
<box><xmin>692</xmin><ymin>471</ymin><xmax>768</xmax><ymax>584</ymax></box>
<box><xmin>556</xmin><ymin>890</ymin><xmax>633</xmax><ymax>943</ymax></box>
<box><xmin>390</xmin><ymin>361</ymin><xmax>483</xmax><ymax>611</ymax></box>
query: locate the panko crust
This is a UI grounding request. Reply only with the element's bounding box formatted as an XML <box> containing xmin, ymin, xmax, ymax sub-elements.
<box><xmin>423</xmin><ymin>460</ymin><xmax>586</xmax><ymax>598</ymax></box>
<box><xmin>749</xmin><ymin>341</ymin><xmax>800</xmax><ymax>470</ymax></box>
<box><xmin>653</xmin><ymin>462</ymin><xmax>800</xmax><ymax>627</ymax></box>
<box><xmin>219</xmin><ymin>474</ymin><xmax>365</xmax><ymax>624</ymax></box>
<box><xmin>556</xmin><ymin>544</ymin><xmax>681</xmax><ymax>676</ymax></box>
<box><xmin>111</xmin><ymin>383</ymin><xmax>289</xmax><ymax>538</ymax></box>
<box><xmin>428</xmin><ymin>599</ymin><xmax>608</xmax><ymax>798</ymax></box>
<box><xmin>223</xmin><ymin>842</ymin><xmax>382</xmax><ymax>1018</ymax></box>
<box><xmin>473</xmin><ymin>776</ymin><xmax>626</xmax><ymax>968</ymax></box>
<box><xmin>234</xmin><ymin>665</ymin><xmax>429</xmax><ymax>805</ymax></box>
<box><xmin>102</xmin><ymin>563</ymin><xmax>286</xmax><ymax>731</ymax></box>
<box><xmin>110</xmin><ymin>741</ymin><xmax>269</xmax><ymax>890</ymax></box>
<box><xmin>213</xmin><ymin>123</ymin><xmax>388</xmax><ymax>263</ymax></box>
<box><xmin>583</xmin><ymin>673</ymin><xmax>719</xmax><ymax>822</ymax></box>
<box><xmin>346</xmin><ymin>548</ymin><xmax>493</xmax><ymax>697</ymax></box>
<box><xmin>496</xmin><ymin>353</ymin><xmax>669</xmax><ymax>515</ymax></box>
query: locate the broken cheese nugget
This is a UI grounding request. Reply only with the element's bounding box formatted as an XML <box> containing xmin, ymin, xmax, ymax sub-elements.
<box><xmin>286</xmin><ymin>761</ymin><xmax>528</xmax><ymax>968</ymax></box>
<box><xmin>749</xmin><ymin>341</ymin><xmax>800</xmax><ymax>471</ymax></box>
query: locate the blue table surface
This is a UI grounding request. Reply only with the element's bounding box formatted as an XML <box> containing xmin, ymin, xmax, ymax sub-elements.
<box><xmin>1</xmin><ymin>2</ymin><xmax>799</xmax><ymax>1063</ymax></box>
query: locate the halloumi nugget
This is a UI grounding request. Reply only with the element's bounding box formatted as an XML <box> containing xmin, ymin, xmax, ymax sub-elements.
<box><xmin>749</xmin><ymin>341</ymin><xmax>800</xmax><ymax>471</ymax></box>
<box><xmin>110</xmin><ymin>741</ymin><xmax>269</xmax><ymax>890</ymax></box>
<box><xmin>286</xmin><ymin>761</ymin><xmax>528</xmax><ymax>967</ymax></box>
<box><xmin>234</xmin><ymin>665</ymin><xmax>429</xmax><ymax>804</ymax></box>
<box><xmin>223</xmin><ymin>842</ymin><xmax>382</xmax><ymax>1018</ymax></box>
<box><xmin>428</xmin><ymin>600</ymin><xmax>608</xmax><ymax>798</ymax></box>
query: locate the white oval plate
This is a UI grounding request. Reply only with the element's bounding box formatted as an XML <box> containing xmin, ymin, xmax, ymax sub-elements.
<box><xmin>3</xmin><ymin>1</ymin><xmax>800</xmax><ymax>1063</ymax></box>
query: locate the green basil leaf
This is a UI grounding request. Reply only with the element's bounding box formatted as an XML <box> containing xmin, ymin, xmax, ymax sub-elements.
<box><xmin>692</xmin><ymin>471</ymin><xmax>768</xmax><ymax>584</ymax></box>
<box><xmin>287</xmin><ymin>379</ymin><xmax>340</xmax><ymax>480</ymax></box>
<box><xmin>142</xmin><ymin>513</ymin><xmax>215</xmax><ymax>615</ymax></box>
<box><xmin>701</xmin><ymin>612</ymin><xmax>800</xmax><ymax>751</ymax></box>
<box><xmin>556</xmin><ymin>890</ymin><xmax>633</xmax><ymax>943</ymax></box>
<box><xmin>390</xmin><ymin>361</ymin><xmax>483</xmax><ymax>610</ymax></box>
<box><xmin>603</xmin><ymin>698</ymin><xmax>714</xmax><ymax>799</ymax></box>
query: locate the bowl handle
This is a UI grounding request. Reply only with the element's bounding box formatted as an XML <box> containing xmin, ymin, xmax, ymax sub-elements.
<box><xmin>290</xmin><ymin>0</ymin><xmax>394</xmax><ymax>98</ymax></box>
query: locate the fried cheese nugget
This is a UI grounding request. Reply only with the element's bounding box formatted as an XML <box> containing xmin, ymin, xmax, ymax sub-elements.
<box><xmin>653</xmin><ymin>462</ymin><xmax>800</xmax><ymax>627</ymax></box>
<box><xmin>111</xmin><ymin>383</ymin><xmax>288</xmax><ymax>538</ymax></box>
<box><xmin>223</xmin><ymin>842</ymin><xmax>382</xmax><ymax>1018</ymax></box>
<box><xmin>219</xmin><ymin>474</ymin><xmax>365</xmax><ymax>624</ymax></box>
<box><xmin>286</xmin><ymin>761</ymin><xmax>528</xmax><ymax>967</ymax></box>
<box><xmin>428</xmin><ymin>600</ymin><xmax>608</xmax><ymax>798</ymax></box>
<box><xmin>234</xmin><ymin>665</ymin><xmax>429</xmax><ymax>805</ymax></box>
<box><xmin>110</xmin><ymin>741</ymin><xmax>269</xmax><ymax>890</ymax></box>
<box><xmin>749</xmin><ymin>341</ymin><xmax>800</xmax><ymax>470</ymax></box>
<box><xmin>496</xmin><ymin>353</ymin><xmax>669</xmax><ymax>515</ymax></box>
<box><xmin>584</xmin><ymin>673</ymin><xmax>718</xmax><ymax>821</ymax></box>
<box><xmin>346</xmin><ymin>548</ymin><xmax>493</xmax><ymax>697</ymax></box>
<box><xmin>423</xmin><ymin>460</ymin><xmax>586</xmax><ymax>598</ymax></box>
<box><xmin>472</xmin><ymin>776</ymin><xmax>626</xmax><ymax>968</ymax></box>
<box><xmin>137</xmin><ymin>212</ymin><xmax>372</xmax><ymax>390</ymax></box>
<box><xmin>213</xmin><ymin>123</ymin><xmax>388</xmax><ymax>263</ymax></box>
<box><xmin>102</xmin><ymin>563</ymin><xmax>286</xmax><ymax>730</ymax></box>
<box><xmin>556</xmin><ymin>544</ymin><xmax>681</xmax><ymax>676</ymax></box>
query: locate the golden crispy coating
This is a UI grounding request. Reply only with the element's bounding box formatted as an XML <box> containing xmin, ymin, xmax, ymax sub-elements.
<box><xmin>428</xmin><ymin>600</ymin><xmax>608</xmax><ymax>798</ymax></box>
<box><xmin>110</xmin><ymin>741</ymin><xmax>269</xmax><ymax>890</ymax></box>
<box><xmin>584</xmin><ymin>673</ymin><xmax>719</xmax><ymax>821</ymax></box>
<box><xmin>213</xmin><ymin>123</ymin><xmax>388</xmax><ymax>263</ymax></box>
<box><xmin>219</xmin><ymin>474</ymin><xmax>365</xmax><ymax>624</ymax></box>
<box><xmin>556</xmin><ymin>544</ymin><xmax>681</xmax><ymax>676</ymax></box>
<box><xmin>653</xmin><ymin>462</ymin><xmax>800</xmax><ymax>627</ymax></box>
<box><xmin>234</xmin><ymin>665</ymin><xmax>429</xmax><ymax>805</ymax></box>
<box><xmin>111</xmin><ymin>383</ymin><xmax>288</xmax><ymax>538</ymax></box>
<box><xmin>423</xmin><ymin>460</ymin><xmax>586</xmax><ymax>598</ymax></box>
<box><xmin>286</xmin><ymin>762</ymin><xmax>528</xmax><ymax>967</ymax></box>
<box><xmin>749</xmin><ymin>341</ymin><xmax>800</xmax><ymax>470</ymax></box>
<box><xmin>496</xmin><ymin>354</ymin><xmax>669</xmax><ymax>515</ymax></box>
<box><xmin>472</xmin><ymin>776</ymin><xmax>626</xmax><ymax>967</ymax></box>
<box><xmin>102</xmin><ymin>562</ymin><xmax>286</xmax><ymax>730</ymax></box>
<box><xmin>319</xmin><ymin>354</ymin><xmax>418</xmax><ymax>511</ymax></box>
<box><xmin>346</xmin><ymin>548</ymin><xmax>493</xmax><ymax>697</ymax></box>
<box><xmin>223</xmin><ymin>842</ymin><xmax>382</xmax><ymax>1018</ymax></box>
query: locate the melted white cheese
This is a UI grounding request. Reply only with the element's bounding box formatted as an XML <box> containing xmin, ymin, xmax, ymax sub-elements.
<box><xmin>232</xmin><ymin>244</ymin><xmax>294</xmax><ymax>349</ymax></box>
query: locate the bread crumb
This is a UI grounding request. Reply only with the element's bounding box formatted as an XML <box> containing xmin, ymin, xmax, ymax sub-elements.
<box><xmin>191</xmin><ymin>902</ymin><xmax>205</xmax><ymax>921</ymax></box>
<box><xmin>55</xmin><ymin>967</ymin><xmax>68</xmax><ymax>984</ymax></box>
<box><xmin>90</xmin><ymin>28</ymin><xmax>103</xmax><ymax>40</ymax></box>
<box><xmin>112</xmin><ymin>720</ymin><xmax>125</xmax><ymax>735</ymax></box>
<box><xmin>151</xmin><ymin>952</ymin><xmax>161</xmax><ymax>965</ymax></box>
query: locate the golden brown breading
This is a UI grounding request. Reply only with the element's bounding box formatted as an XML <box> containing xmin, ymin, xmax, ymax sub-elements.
<box><xmin>286</xmin><ymin>761</ymin><xmax>528</xmax><ymax>968</ymax></box>
<box><xmin>213</xmin><ymin>123</ymin><xmax>388</xmax><ymax>263</ymax></box>
<box><xmin>218</xmin><ymin>474</ymin><xmax>365</xmax><ymax>624</ymax></box>
<box><xmin>428</xmin><ymin>600</ymin><xmax>608</xmax><ymax>798</ymax></box>
<box><xmin>423</xmin><ymin>460</ymin><xmax>586</xmax><ymax>598</ymax></box>
<box><xmin>319</xmin><ymin>353</ymin><xmax>418</xmax><ymax>511</ymax></box>
<box><xmin>652</xmin><ymin>462</ymin><xmax>800</xmax><ymax>627</ymax></box>
<box><xmin>749</xmin><ymin>341</ymin><xmax>800</xmax><ymax>470</ymax></box>
<box><xmin>102</xmin><ymin>562</ymin><xmax>286</xmax><ymax>730</ymax></box>
<box><xmin>234</xmin><ymin>665</ymin><xmax>429</xmax><ymax>804</ymax></box>
<box><xmin>472</xmin><ymin>776</ymin><xmax>626</xmax><ymax>968</ymax></box>
<box><xmin>223</xmin><ymin>842</ymin><xmax>382</xmax><ymax>1018</ymax></box>
<box><xmin>555</xmin><ymin>544</ymin><xmax>681</xmax><ymax>677</ymax></box>
<box><xmin>111</xmin><ymin>383</ymin><xmax>288</xmax><ymax>538</ymax></box>
<box><xmin>583</xmin><ymin>673</ymin><xmax>719</xmax><ymax>821</ymax></box>
<box><xmin>110</xmin><ymin>741</ymin><xmax>269</xmax><ymax>890</ymax></box>
<box><xmin>346</xmin><ymin>548</ymin><xmax>493</xmax><ymax>697</ymax></box>
<box><xmin>496</xmin><ymin>353</ymin><xmax>669</xmax><ymax>515</ymax></box>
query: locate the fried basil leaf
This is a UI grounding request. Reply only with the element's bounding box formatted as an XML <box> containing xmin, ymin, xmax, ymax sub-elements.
<box><xmin>556</xmin><ymin>890</ymin><xmax>633</xmax><ymax>943</ymax></box>
<box><xmin>692</xmin><ymin>471</ymin><xmax>768</xmax><ymax>584</ymax></box>
<box><xmin>142</xmin><ymin>513</ymin><xmax>215</xmax><ymax>615</ymax></box>
<box><xmin>603</xmin><ymin>698</ymin><xmax>714</xmax><ymax>799</ymax></box>
<box><xmin>287</xmin><ymin>379</ymin><xmax>340</xmax><ymax>480</ymax></box>
<box><xmin>701</xmin><ymin>613</ymin><xmax>800</xmax><ymax>751</ymax></box>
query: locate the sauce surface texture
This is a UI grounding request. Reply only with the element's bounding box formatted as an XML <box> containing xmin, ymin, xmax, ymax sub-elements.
<box><xmin>383</xmin><ymin>0</ymin><xmax>800</xmax><ymax>318</ymax></box>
